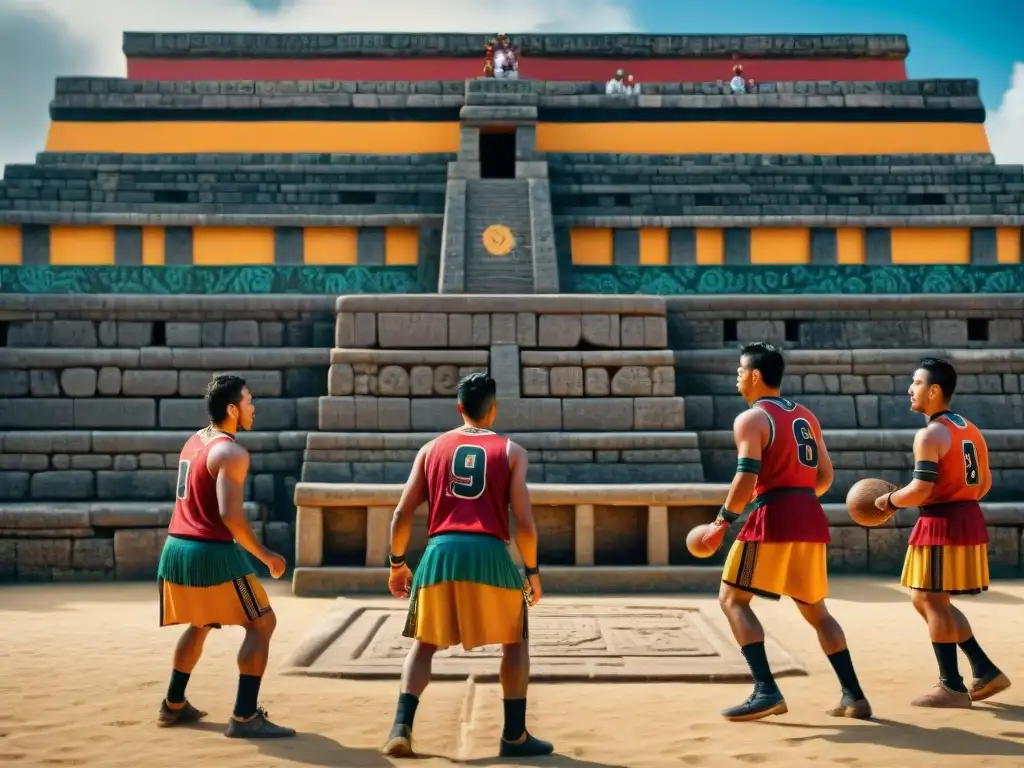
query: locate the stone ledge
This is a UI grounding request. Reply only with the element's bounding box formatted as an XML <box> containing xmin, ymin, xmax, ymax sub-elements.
<box><xmin>330</xmin><ymin>349</ymin><xmax>489</xmax><ymax>365</ymax></box>
<box><xmin>521</xmin><ymin>350</ymin><xmax>674</xmax><ymax>366</ymax></box>
<box><xmin>294</xmin><ymin>481</ymin><xmax>729</xmax><ymax>508</ymax></box>
<box><xmin>0</xmin><ymin>501</ymin><xmax>262</xmax><ymax>529</ymax></box>
<box><xmin>548</xmin><ymin>152</ymin><xmax>997</xmax><ymax>167</ymax></box>
<box><xmin>822</xmin><ymin>502</ymin><xmax>1024</xmax><ymax>527</ymax></box>
<box><xmin>335</xmin><ymin>294</ymin><xmax>666</xmax><ymax>315</ymax></box>
<box><xmin>32</xmin><ymin>151</ymin><xmax>456</xmax><ymax>167</ymax></box>
<box><xmin>674</xmin><ymin>348</ymin><xmax>1024</xmax><ymax>374</ymax></box>
<box><xmin>556</xmin><ymin>215</ymin><xmax>1024</xmax><ymax>227</ymax></box>
<box><xmin>0</xmin><ymin>212</ymin><xmax>444</xmax><ymax>227</ymax></box>
<box><xmin>0</xmin><ymin>347</ymin><xmax>330</xmax><ymax>369</ymax></box>
<box><xmin>665</xmin><ymin>295</ymin><xmax>1024</xmax><ymax>314</ymax></box>
<box><xmin>121</xmin><ymin>33</ymin><xmax>910</xmax><ymax>60</ymax></box>
<box><xmin>0</xmin><ymin>294</ymin><xmax>335</xmax><ymax>315</ymax></box>
<box><xmin>0</xmin><ymin>430</ymin><xmax>308</xmax><ymax>453</ymax></box>
<box><xmin>306</xmin><ymin>431</ymin><xmax>700</xmax><ymax>450</ymax></box>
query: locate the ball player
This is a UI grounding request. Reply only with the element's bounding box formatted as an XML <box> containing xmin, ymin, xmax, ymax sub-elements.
<box><xmin>874</xmin><ymin>357</ymin><xmax>1009</xmax><ymax>707</ymax></box>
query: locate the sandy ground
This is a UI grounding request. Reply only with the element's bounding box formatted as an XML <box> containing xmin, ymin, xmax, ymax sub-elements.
<box><xmin>2</xmin><ymin>577</ymin><xmax>1024</xmax><ymax>768</ymax></box>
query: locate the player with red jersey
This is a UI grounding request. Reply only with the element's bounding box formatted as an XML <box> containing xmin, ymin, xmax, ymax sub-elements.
<box><xmin>156</xmin><ymin>374</ymin><xmax>293</xmax><ymax>739</ymax></box>
<box><xmin>382</xmin><ymin>373</ymin><xmax>553</xmax><ymax>760</ymax></box>
<box><xmin>710</xmin><ymin>343</ymin><xmax>870</xmax><ymax>722</ymax></box>
<box><xmin>873</xmin><ymin>357</ymin><xmax>1009</xmax><ymax>707</ymax></box>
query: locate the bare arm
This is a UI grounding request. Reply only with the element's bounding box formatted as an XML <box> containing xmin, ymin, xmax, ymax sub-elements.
<box><xmin>213</xmin><ymin>443</ymin><xmax>268</xmax><ymax>563</ymax></box>
<box><xmin>889</xmin><ymin>425</ymin><xmax>946</xmax><ymax>509</ymax></box>
<box><xmin>389</xmin><ymin>444</ymin><xmax>430</xmax><ymax>561</ymax></box>
<box><xmin>508</xmin><ymin>442</ymin><xmax>539</xmax><ymax>570</ymax></box>
<box><xmin>717</xmin><ymin>409</ymin><xmax>767</xmax><ymax>524</ymax></box>
<box><xmin>809</xmin><ymin>413</ymin><xmax>834</xmax><ymax>497</ymax></box>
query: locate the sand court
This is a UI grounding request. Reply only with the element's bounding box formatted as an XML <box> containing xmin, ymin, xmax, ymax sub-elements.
<box><xmin>3</xmin><ymin>577</ymin><xmax>1024</xmax><ymax>767</ymax></box>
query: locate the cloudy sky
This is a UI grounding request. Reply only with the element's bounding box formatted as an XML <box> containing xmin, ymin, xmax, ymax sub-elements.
<box><xmin>0</xmin><ymin>0</ymin><xmax>1020</xmax><ymax>167</ymax></box>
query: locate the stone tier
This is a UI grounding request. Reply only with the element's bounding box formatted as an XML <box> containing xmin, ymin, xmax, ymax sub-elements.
<box><xmin>700</xmin><ymin>429</ymin><xmax>1024</xmax><ymax>503</ymax></box>
<box><xmin>548</xmin><ymin>153</ymin><xmax>1024</xmax><ymax>219</ymax></box>
<box><xmin>300</xmin><ymin>432</ymin><xmax>703</xmax><ymax>484</ymax></box>
<box><xmin>122</xmin><ymin>33</ymin><xmax>910</xmax><ymax>60</ymax></box>
<box><xmin>675</xmin><ymin>348</ymin><xmax>1024</xmax><ymax>431</ymax></box>
<box><xmin>0</xmin><ymin>430</ymin><xmax>305</xmax><ymax>534</ymax></box>
<box><xmin>289</xmin><ymin>482</ymin><xmax>1024</xmax><ymax>595</ymax></box>
<box><xmin>665</xmin><ymin>294</ymin><xmax>1024</xmax><ymax>350</ymax></box>
<box><xmin>1</xmin><ymin>152</ymin><xmax>452</xmax><ymax>218</ymax></box>
<box><xmin>48</xmin><ymin>78</ymin><xmax>980</xmax><ymax>116</ymax></box>
<box><xmin>0</xmin><ymin>348</ymin><xmax>326</xmax><ymax>431</ymax></box>
<box><xmin>0</xmin><ymin>500</ymin><xmax>278</xmax><ymax>582</ymax></box>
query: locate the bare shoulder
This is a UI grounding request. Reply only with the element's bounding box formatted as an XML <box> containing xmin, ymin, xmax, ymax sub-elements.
<box><xmin>208</xmin><ymin>439</ymin><xmax>249</xmax><ymax>473</ymax></box>
<box><xmin>915</xmin><ymin>421</ymin><xmax>949</xmax><ymax>450</ymax></box>
<box><xmin>418</xmin><ymin>437</ymin><xmax>438</xmax><ymax>459</ymax></box>
<box><xmin>734</xmin><ymin>407</ymin><xmax>768</xmax><ymax>431</ymax></box>
<box><xmin>506</xmin><ymin>439</ymin><xmax>528</xmax><ymax>462</ymax></box>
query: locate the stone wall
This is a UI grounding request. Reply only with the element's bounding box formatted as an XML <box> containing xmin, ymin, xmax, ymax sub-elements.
<box><xmin>309</xmin><ymin>294</ymin><xmax>700</xmax><ymax>486</ymax></box>
<box><xmin>548</xmin><ymin>153</ymin><xmax>1023</xmax><ymax>227</ymax></box>
<box><xmin>1</xmin><ymin>151</ymin><xmax>450</xmax><ymax>233</ymax></box>
<box><xmin>0</xmin><ymin>296</ymin><xmax>335</xmax><ymax>582</ymax></box>
<box><xmin>46</xmin><ymin>77</ymin><xmax>981</xmax><ymax>121</ymax></box>
<box><xmin>122</xmin><ymin>33</ymin><xmax>910</xmax><ymax>60</ymax></box>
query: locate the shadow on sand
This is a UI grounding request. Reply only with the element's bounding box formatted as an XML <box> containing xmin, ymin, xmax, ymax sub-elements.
<box><xmin>828</xmin><ymin>577</ymin><xmax>1024</xmax><ymax>605</ymax></box>
<box><xmin>765</xmin><ymin>716</ymin><xmax>1024</xmax><ymax>757</ymax></box>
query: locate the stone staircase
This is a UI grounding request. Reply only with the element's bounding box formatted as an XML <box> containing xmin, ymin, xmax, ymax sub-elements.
<box><xmin>463</xmin><ymin>180</ymin><xmax>535</xmax><ymax>293</ymax></box>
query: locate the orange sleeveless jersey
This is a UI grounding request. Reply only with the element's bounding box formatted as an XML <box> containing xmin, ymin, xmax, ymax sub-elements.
<box><xmin>923</xmin><ymin>412</ymin><xmax>989</xmax><ymax>505</ymax></box>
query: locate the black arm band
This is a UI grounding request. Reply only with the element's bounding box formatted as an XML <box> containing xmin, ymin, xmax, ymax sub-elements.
<box><xmin>886</xmin><ymin>492</ymin><xmax>902</xmax><ymax>512</ymax></box>
<box><xmin>389</xmin><ymin>553</ymin><xmax>406</xmax><ymax>567</ymax></box>
<box><xmin>912</xmin><ymin>460</ymin><xmax>939</xmax><ymax>482</ymax></box>
<box><xmin>735</xmin><ymin>458</ymin><xmax>761</xmax><ymax>475</ymax></box>
<box><xmin>524</xmin><ymin>565</ymin><xmax>540</xmax><ymax>577</ymax></box>
<box><xmin>716</xmin><ymin>505</ymin><xmax>740</xmax><ymax>525</ymax></box>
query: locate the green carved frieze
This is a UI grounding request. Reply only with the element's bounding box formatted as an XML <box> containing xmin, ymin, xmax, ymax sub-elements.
<box><xmin>0</xmin><ymin>266</ymin><xmax>428</xmax><ymax>294</ymax></box>
<box><xmin>569</xmin><ymin>265</ymin><xmax>1024</xmax><ymax>294</ymax></box>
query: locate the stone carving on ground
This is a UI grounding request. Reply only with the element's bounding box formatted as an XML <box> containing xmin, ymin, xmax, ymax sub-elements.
<box><xmin>281</xmin><ymin>602</ymin><xmax>805</xmax><ymax>681</ymax></box>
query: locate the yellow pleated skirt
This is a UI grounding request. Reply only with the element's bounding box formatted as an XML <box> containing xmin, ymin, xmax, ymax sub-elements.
<box><xmin>901</xmin><ymin>544</ymin><xmax>989</xmax><ymax>594</ymax></box>
<box><xmin>722</xmin><ymin>540</ymin><xmax>829</xmax><ymax>605</ymax></box>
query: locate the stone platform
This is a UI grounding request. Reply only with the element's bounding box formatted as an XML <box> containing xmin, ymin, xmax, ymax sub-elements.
<box><xmin>281</xmin><ymin>599</ymin><xmax>805</xmax><ymax>683</ymax></box>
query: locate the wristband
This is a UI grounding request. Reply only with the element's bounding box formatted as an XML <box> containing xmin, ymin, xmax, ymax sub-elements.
<box><xmin>524</xmin><ymin>565</ymin><xmax>540</xmax><ymax>577</ymax></box>
<box><xmin>389</xmin><ymin>553</ymin><xmax>406</xmax><ymax>568</ymax></box>
<box><xmin>716</xmin><ymin>505</ymin><xmax>740</xmax><ymax>525</ymax></box>
<box><xmin>885</xmin><ymin>492</ymin><xmax>902</xmax><ymax>512</ymax></box>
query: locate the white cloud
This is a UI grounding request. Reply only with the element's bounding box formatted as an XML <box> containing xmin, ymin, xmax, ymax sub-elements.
<box><xmin>986</xmin><ymin>62</ymin><xmax>1024</xmax><ymax>165</ymax></box>
<box><xmin>0</xmin><ymin>0</ymin><xmax>635</xmax><ymax>167</ymax></box>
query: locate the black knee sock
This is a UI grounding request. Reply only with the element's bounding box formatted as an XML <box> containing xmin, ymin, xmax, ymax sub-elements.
<box><xmin>826</xmin><ymin>649</ymin><xmax>865</xmax><ymax>701</ymax></box>
<box><xmin>959</xmin><ymin>636</ymin><xmax>998</xmax><ymax>678</ymax></box>
<box><xmin>739</xmin><ymin>642</ymin><xmax>778</xmax><ymax>693</ymax></box>
<box><xmin>932</xmin><ymin>643</ymin><xmax>967</xmax><ymax>693</ymax></box>
<box><xmin>166</xmin><ymin>669</ymin><xmax>190</xmax><ymax>704</ymax></box>
<box><xmin>502</xmin><ymin>698</ymin><xmax>527</xmax><ymax>742</ymax></box>
<box><xmin>233</xmin><ymin>674</ymin><xmax>263</xmax><ymax>719</ymax></box>
<box><xmin>393</xmin><ymin>692</ymin><xmax>419</xmax><ymax>729</ymax></box>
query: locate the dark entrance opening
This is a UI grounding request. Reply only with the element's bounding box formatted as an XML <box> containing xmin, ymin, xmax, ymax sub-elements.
<box><xmin>479</xmin><ymin>130</ymin><xmax>516</xmax><ymax>179</ymax></box>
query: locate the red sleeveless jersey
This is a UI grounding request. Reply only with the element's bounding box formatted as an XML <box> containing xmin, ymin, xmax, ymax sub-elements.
<box><xmin>167</xmin><ymin>429</ymin><xmax>235</xmax><ymax>542</ymax></box>
<box><xmin>737</xmin><ymin>396</ymin><xmax>830</xmax><ymax>543</ymax></box>
<box><xmin>424</xmin><ymin>428</ymin><xmax>512</xmax><ymax>541</ymax></box>
<box><xmin>924</xmin><ymin>412</ymin><xmax>989</xmax><ymax>505</ymax></box>
<box><xmin>751</xmin><ymin>397</ymin><xmax>821</xmax><ymax>496</ymax></box>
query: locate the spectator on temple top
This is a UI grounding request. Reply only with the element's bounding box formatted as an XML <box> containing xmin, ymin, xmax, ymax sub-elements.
<box><xmin>482</xmin><ymin>42</ymin><xmax>495</xmax><ymax>77</ymax></box>
<box><xmin>493</xmin><ymin>34</ymin><xmax>520</xmax><ymax>80</ymax></box>
<box><xmin>729</xmin><ymin>64</ymin><xmax>747</xmax><ymax>94</ymax></box>
<box><xmin>606</xmin><ymin>69</ymin><xmax>626</xmax><ymax>94</ymax></box>
<box><xmin>625</xmin><ymin>74</ymin><xmax>640</xmax><ymax>95</ymax></box>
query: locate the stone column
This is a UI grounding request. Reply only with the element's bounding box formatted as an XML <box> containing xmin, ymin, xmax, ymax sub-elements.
<box><xmin>574</xmin><ymin>504</ymin><xmax>595</xmax><ymax>565</ymax></box>
<box><xmin>647</xmin><ymin>505</ymin><xmax>670</xmax><ymax>565</ymax></box>
<box><xmin>294</xmin><ymin>506</ymin><xmax>323</xmax><ymax>567</ymax></box>
<box><xmin>365</xmin><ymin>506</ymin><xmax>392</xmax><ymax>566</ymax></box>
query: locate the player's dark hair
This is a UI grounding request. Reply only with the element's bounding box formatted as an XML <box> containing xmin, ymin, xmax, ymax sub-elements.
<box><xmin>919</xmin><ymin>357</ymin><xmax>957</xmax><ymax>402</ymax></box>
<box><xmin>458</xmin><ymin>372</ymin><xmax>497</xmax><ymax>421</ymax></box>
<box><xmin>205</xmin><ymin>374</ymin><xmax>247</xmax><ymax>424</ymax></box>
<box><xmin>740</xmin><ymin>342</ymin><xmax>785</xmax><ymax>388</ymax></box>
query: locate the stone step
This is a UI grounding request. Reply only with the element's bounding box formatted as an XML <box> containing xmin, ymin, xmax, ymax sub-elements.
<box><xmin>34</xmin><ymin>152</ymin><xmax>458</xmax><ymax>167</ymax></box>
<box><xmin>292</xmin><ymin>565</ymin><xmax>722</xmax><ymax>597</ymax></box>
<box><xmin>0</xmin><ymin>500</ymin><xmax>263</xmax><ymax>529</ymax></box>
<box><xmin>545</xmin><ymin>153</ymin><xmax>998</xmax><ymax>168</ymax></box>
<box><xmin>463</xmin><ymin>179</ymin><xmax>535</xmax><ymax>294</ymax></box>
